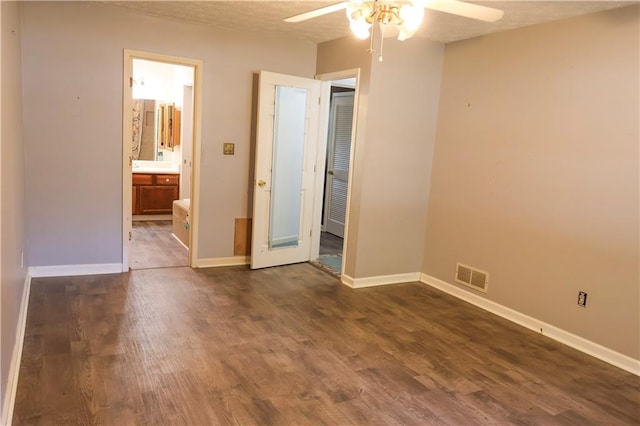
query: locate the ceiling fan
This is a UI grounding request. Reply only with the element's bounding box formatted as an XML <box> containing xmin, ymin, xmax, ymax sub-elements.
<box><xmin>285</xmin><ymin>0</ymin><xmax>504</xmax><ymax>41</ymax></box>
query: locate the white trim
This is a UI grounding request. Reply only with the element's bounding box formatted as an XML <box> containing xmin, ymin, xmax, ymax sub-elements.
<box><xmin>195</xmin><ymin>256</ymin><xmax>249</xmax><ymax>268</ymax></box>
<box><xmin>341</xmin><ymin>274</ymin><xmax>355</xmax><ymax>287</ymax></box>
<box><xmin>341</xmin><ymin>272</ymin><xmax>421</xmax><ymax>289</ymax></box>
<box><xmin>310</xmin><ymin>80</ymin><xmax>331</xmax><ymax>262</ymax></box>
<box><xmin>122</xmin><ymin>50</ymin><xmax>134</xmax><ymax>273</ymax></box>
<box><xmin>171</xmin><ymin>233</ymin><xmax>189</xmax><ymax>251</ymax></box>
<box><xmin>420</xmin><ymin>273</ymin><xmax>640</xmax><ymax>376</ymax></box>
<box><xmin>1</xmin><ymin>273</ymin><xmax>32</xmax><ymax>426</ymax></box>
<box><xmin>29</xmin><ymin>263</ymin><xmax>123</xmax><ymax>278</ymax></box>
<box><xmin>189</xmin><ymin>57</ymin><xmax>204</xmax><ymax>269</ymax></box>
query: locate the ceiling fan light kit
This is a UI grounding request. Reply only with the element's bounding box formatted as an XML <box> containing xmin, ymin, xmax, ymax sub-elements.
<box><xmin>284</xmin><ymin>0</ymin><xmax>504</xmax><ymax>60</ymax></box>
<box><xmin>346</xmin><ymin>1</ymin><xmax>425</xmax><ymax>41</ymax></box>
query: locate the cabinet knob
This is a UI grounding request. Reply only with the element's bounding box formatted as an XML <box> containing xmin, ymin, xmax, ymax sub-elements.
<box><xmin>166</xmin><ymin>178</ymin><xmax>170</xmax><ymax>182</ymax></box>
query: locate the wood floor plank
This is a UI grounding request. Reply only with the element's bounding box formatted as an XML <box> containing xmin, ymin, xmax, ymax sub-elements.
<box><xmin>130</xmin><ymin>220</ymin><xmax>188</xmax><ymax>270</ymax></box>
<box><xmin>13</xmin><ymin>263</ymin><xmax>640</xmax><ymax>425</ymax></box>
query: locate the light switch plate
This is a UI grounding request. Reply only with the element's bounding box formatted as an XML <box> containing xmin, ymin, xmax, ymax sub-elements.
<box><xmin>223</xmin><ymin>142</ymin><xmax>235</xmax><ymax>155</ymax></box>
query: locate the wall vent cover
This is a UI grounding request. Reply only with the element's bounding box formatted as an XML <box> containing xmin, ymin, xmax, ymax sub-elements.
<box><xmin>455</xmin><ymin>262</ymin><xmax>489</xmax><ymax>293</ymax></box>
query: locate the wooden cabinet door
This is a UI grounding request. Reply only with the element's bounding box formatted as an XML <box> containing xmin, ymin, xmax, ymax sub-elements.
<box><xmin>138</xmin><ymin>185</ymin><xmax>179</xmax><ymax>214</ymax></box>
<box><xmin>132</xmin><ymin>186</ymin><xmax>138</xmax><ymax>215</ymax></box>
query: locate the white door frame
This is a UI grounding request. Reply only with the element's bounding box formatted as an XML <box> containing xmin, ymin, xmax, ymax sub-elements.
<box><xmin>311</xmin><ymin>69</ymin><xmax>361</xmax><ymax>276</ymax></box>
<box><xmin>121</xmin><ymin>49</ymin><xmax>203</xmax><ymax>270</ymax></box>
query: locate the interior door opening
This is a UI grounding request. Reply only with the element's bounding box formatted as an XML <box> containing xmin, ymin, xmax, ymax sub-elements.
<box><xmin>313</xmin><ymin>77</ymin><xmax>356</xmax><ymax>276</ymax></box>
<box><xmin>122</xmin><ymin>50</ymin><xmax>203</xmax><ymax>271</ymax></box>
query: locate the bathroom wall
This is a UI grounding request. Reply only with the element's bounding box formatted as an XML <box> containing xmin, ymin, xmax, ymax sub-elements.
<box><xmin>132</xmin><ymin>59</ymin><xmax>193</xmax><ymax>165</ymax></box>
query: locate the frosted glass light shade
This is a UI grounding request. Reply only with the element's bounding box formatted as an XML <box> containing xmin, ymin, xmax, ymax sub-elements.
<box><xmin>347</xmin><ymin>1</ymin><xmax>374</xmax><ymax>39</ymax></box>
<box><xmin>346</xmin><ymin>1</ymin><xmax>424</xmax><ymax>41</ymax></box>
<box><xmin>399</xmin><ymin>3</ymin><xmax>424</xmax><ymax>31</ymax></box>
<box><xmin>350</xmin><ymin>19</ymin><xmax>372</xmax><ymax>39</ymax></box>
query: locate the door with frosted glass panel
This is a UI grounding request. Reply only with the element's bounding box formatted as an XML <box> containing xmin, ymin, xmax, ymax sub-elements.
<box><xmin>251</xmin><ymin>71</ymin><xmax>321</xmax><ymax>269</ymax></box>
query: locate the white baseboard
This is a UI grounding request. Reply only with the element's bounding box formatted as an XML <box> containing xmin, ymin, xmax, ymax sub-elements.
<box><xmin>341</xmin><ymin>272</ymin><xmax>421</xmax><ymax>289</ymax></box>
<box><xmin>1</xmin><ymin>273</ymin><xmax>32</xmax><ymax>426</ymax></box>
<box><xmin>29</xmin><ymin>263</ymin><xmax>123</xmax><ymax>278</ymax></box>
<box><xmin>195</xmin><ymin>256</ymin><xmax>249</xmax><ymax>268</ymax></box>
<box><xmin>420</xmin><ymin>273</ymin><xmax>640</xmax><ymax>376</ymax></box>
<box><xmin>171</xmin><ymin>233</ymin><xmax>189</xmax><ymax>251</ymax></box>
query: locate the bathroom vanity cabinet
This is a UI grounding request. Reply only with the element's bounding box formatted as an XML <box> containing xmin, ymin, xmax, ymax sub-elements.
<box><xmin>132</xmin><ymin>173</ymin><xmax>179</xmax><ymax>215</ymax></box>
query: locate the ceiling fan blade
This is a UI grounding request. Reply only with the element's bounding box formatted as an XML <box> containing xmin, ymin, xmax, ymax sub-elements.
<box><xmin>424</xmin><ymin>0</ymin><xmax>504</xmax><ymax>22</ymax></box>
<box><xmin>284</xmin><ymin>2</ymin><xmax>348</xmax><ymax>23</ymax></box>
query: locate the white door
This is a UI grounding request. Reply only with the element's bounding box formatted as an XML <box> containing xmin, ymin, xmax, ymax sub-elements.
<box><xmin>251</xmin><ymin>71</ymin><xmax>321</xmax><ymax>269</ymax></box>
<box><xmin>324</xmin><ymin>91</ymin><xmax>354</xmax><ymax>238</ymax></box>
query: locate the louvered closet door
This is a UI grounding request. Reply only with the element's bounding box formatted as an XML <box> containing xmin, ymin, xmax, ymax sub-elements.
<box><xmin>324</xmin><ymin>91</ymin><xmax>354</xmax><ymax>238</ymax></box>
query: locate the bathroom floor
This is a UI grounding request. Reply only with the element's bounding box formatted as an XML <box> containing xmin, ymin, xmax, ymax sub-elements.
<box><xmin>130</xmin><ymin>220</ymin><xmax>188</xmax><ymax>270</ymax></box>
<box><xmin>313</xmin><ymin>231</ymin><xmax>344</xmax><ymax>276</ymax></box>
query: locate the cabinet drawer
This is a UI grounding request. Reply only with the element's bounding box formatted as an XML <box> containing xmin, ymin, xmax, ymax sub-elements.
<box><xmin>155</xmin><ymin>174</ymin><xmax>179</xmax><ymax>185</ymax></box>
<box><xmin>133</xmin><ymin>174</ymin><xmax>153</xmax><ymax>185</ymax></box>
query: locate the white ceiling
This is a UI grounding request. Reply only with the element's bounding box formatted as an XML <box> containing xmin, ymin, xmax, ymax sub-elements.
<box><xmin>106</xmin><ymin>1</ymin><xmax>637</xmax><ymax>44</ymax></box>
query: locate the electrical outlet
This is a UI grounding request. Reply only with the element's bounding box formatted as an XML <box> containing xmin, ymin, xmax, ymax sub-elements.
<box><xmin>577</xmin><ymin>291</ymin><xmax>587</xmax><ymax>307</ymax></box>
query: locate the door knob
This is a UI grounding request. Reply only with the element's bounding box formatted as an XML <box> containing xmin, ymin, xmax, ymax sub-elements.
<box><xmin>258</xmin><ymin>180</ymin><xmax>266</xmax><ymax>188</ymax></box>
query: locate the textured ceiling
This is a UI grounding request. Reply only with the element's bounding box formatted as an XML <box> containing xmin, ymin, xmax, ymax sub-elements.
<box><xmin>106</xmin><ymin>1</ymin><xmax>637</xmax><ymax>44</ymax></box>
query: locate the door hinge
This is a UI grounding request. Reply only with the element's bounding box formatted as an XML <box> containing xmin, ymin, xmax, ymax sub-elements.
<box><xmin>129</xmin><ymin>156</ymin><xmax>132</xmax><ymax>167</ymax></box>
<box><xmin>129</xmin><ymin>231</ymin><xmax>132</xmax><ymax>241</ymax></box>
<box><xmin>129</xmin><ymin>77</ymin><xmax>133</xmax><ymax>88</ymax></box>
<box><xmin>318</xmin><ymin>97</ymin><xmax>321</xmax><ymax>105</ymax></box>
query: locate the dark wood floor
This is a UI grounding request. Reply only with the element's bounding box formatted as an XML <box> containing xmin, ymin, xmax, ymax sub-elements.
<box><xmin>130</xmin><ymin>220</ymin><xmax>188</xmax><ymax>270</ymax></box>
<box><xmin>13</xmin><ymin>263</ymin><xmax>640</xmax><ymax>425</ymax></box>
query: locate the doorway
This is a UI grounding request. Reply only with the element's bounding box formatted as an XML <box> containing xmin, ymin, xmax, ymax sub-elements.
<box><xmin>122</xmin><ymin>50</ymin><xmax>203</xmax><ymax>271</ymax></box>
<box><xmin>316</xmin><ymin>80</ymin><xmax>356</xmax><ymax>275</ymax></box>
<box><xmin>308</xmin><ymin>71</ymin><xmax>359</xmax><ymax>279</ymax></box>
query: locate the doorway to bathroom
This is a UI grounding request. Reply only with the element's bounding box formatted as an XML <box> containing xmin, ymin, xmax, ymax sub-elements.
<box><xmin>122</xmin><ymin>50</ymin><xmax>203</xmax><ymax>271</ymax></box>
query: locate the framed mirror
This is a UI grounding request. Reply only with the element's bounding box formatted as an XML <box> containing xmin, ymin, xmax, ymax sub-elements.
<box><xmin>132</xmin><ymin>98</ymin><xmax>158</xmax><ymax>161</ymax></box>
<box><xmin>132</xmin><ymin>99</ymin><xmax>181</xmax><ymax>161</ymax></box>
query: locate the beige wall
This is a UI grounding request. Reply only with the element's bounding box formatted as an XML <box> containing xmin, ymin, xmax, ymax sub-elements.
<box><xmin>20</xmin><ymin>1</ymin><xmax>317</xmax><ymax>266</ymax></box>
<box><xmin>1</xmin><ymin>0</ymin><xmax>27</xmax><ymax>418</ymax></box>
<box><xmin>423</xmin><ymin>6</ymin><xmax>639</xmax><ymax>359</ymax></box>
<box><xmin>317</xmin><ymin>36</ymin><xmax>444</xmax><ymax>278</ymax></box>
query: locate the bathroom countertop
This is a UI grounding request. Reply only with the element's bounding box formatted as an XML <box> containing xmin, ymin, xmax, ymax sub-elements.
<box><xmin>132</xmin><ymin>161</ymin><xmax>179</xmax><ymax>174</ymax></box>
<box><xmin>132</xmin><ymin>167</ymin><xmax>179</xmax><ymax>174</ymax></box>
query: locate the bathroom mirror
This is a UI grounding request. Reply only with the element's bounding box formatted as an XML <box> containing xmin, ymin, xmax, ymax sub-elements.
<box><xmin>132</xmin><ymin>98</ymin><xmax>158</xmax><ymax>161</ymax></box>
<box><xmin>132</xmin><ymin>99</ymin><xmax>181</xmax><ymax>162</ymax></box>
